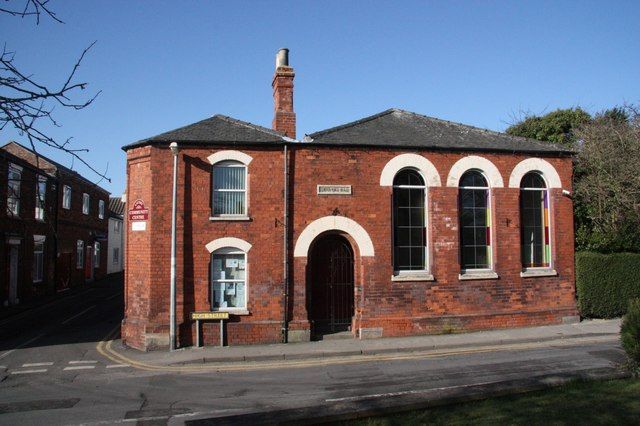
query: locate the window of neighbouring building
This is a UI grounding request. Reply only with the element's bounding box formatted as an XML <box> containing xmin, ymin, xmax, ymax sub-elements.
<box><xmin>520</xmin><ymin>172</ymin><xmax>551</xmax><ymax>269</ymax></box>
<box><xmin>7</xmin><ymin>163</ymin><xmax>22</xmax><ymax>216</ymax></box>
<box><xmin>94</xmin><ymin>242</ymin><xmax>100</xmax><ymax>267</ymax></box>
<box><xmin>98</xmin><ymin>199</ymin><xmax>105</xmax><ymax>219</ymax></box>
<box><xmin>210</xmin><ymin>247</ymin><xmax>247</xmax><ymax>310</ymax></box>
<box><xmin>82</xmin><ymin>193</ymin><xmax>90</xmax><ymax>215</ymax></box>
<box><xmin>76</xmin><ymin>240</ymin><xmax>84</xmax><ymax>269</ymax></box>
<box><xmin>212</xmin><ymin>161</ymin><xmax>247</xmax><ymax>216</ymax></box>
<box><xmin>113</xmin><ymin>247</ymin><xmax>119</xmax><ymax>265</ymax></box>
<box><xmin>63</xmin><ymin>185</ymin><xmax>72</xmax><ymax>209</ymax></box>
<box><xmin>392</xmin><ymin>169</ymin><xmax>426</xmax><ymax>272</ymax></box>
<box><xmin>114</xmin><ymin>220</ymin><xmax>121</xmax><ymax>234</ymax></box>
<box><xmin>459</xmin><ymin>170</ymin><xmax>492</xmax><ymax>270</ymax></box>
<box><xmin>35</xmin><ymin>175</ymin><xmax>46</xmax><ymax>220</ymax></box>
<box><xmin>33</xmin><ymin>235</ymin><xmax>45</xmax><ymax>283</ymax></box>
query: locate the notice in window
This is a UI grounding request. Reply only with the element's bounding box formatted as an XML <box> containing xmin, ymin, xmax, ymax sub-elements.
<box><xmin>226</xmin><ymin>258</ymin><xmax>239</xmax><ymax>268</ymax></box>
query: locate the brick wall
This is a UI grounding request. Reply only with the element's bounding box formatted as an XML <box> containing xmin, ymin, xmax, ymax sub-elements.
<box><xmin>123</xmin><ymin>144</ymin><xmax>577</xmax><ymax>350</ymax></box>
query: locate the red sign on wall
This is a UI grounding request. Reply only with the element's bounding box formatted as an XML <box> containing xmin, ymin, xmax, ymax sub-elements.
<box><xmin>129</xmin><ymin>199</ymin><xmax>149</xmax><ymax>221</ymax></box>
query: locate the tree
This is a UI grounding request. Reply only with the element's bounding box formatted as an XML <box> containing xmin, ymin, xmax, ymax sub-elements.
<box><xmin>506</xmin><ymin>108</ymin><xmax>592</xmax><ymax>146</ymax></box>
<box><xmin>573</xmin><ymin>106</ymin><xmax>640</xmax><ymax>252</ymax></box>
<box><xmin>0</xmin><ymin>0</ymin><xmax>107</xmax><ymax>181</ymax></box>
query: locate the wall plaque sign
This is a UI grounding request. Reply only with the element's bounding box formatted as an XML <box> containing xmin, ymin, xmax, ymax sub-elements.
<box><xmin>317</xmin><ymin>185</ymin><xmax>352</xmax><ymax>195</ymax></box>
<box><xmin>128</xmin><ymin>199</ymin><xmax>149</xmax><ymax>221</ymax></box>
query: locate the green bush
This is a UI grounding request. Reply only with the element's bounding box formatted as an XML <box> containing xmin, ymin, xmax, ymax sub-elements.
<box><xmin>621</xmin><ymin>299</ymin><xmax>640</xmax><ymax>367</ymax></box>
<box><xmin>576</xmin><ymin>252</ymin><xmax>640</xmax><ymax>318</ymax></box>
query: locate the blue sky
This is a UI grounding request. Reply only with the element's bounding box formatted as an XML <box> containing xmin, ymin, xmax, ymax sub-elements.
<box><xmin>2</xmin><ymin>0</ymin><xmax>638</xmax><ymax>195</ymax></box>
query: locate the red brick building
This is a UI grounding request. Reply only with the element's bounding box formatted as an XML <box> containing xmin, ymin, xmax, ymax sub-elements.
<box><xmin>1</xmin><ymin>142</ymin><xmax>110</xmax><ymax>306</ymax></box>
<box><xmin>122</xmin><ymin>49</ymin><xmax>577</xmax><ymax>350</ymax></box>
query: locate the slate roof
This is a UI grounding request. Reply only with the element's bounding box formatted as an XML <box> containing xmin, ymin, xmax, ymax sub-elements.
<box><xmin>109</xmin><ymin>196</ymin><xmax>125</xmax><ymax>217</ymax></box>
<box><xmin>123</xmin><ymin>109</ymin><xmax>572</xmax><ymax>155</ymax></box>
<box><xmin>123</xmin><ymin>114</ymin><xmax>287</xmax><ymax>150</ymax></box>
<box><xmin>1</xmin><ymin>141</ymin><xmax>110</xmax><ymax>193</ymax></box>
<box><xmin>307</xmin><ymin>109</ymin><xmax>572</xmax><ymax>155</ymax></box>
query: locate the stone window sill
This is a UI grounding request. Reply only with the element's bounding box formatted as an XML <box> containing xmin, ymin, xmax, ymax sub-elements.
<box><xmin>391</xmin><ymin>272</ymin><xmax>435</xmax><ymax>282</ymax></box>
<box><xmin>520</xmin><ymin>268</ymin><xmax>558</xmax><ymax>278</ymax></box>
<box><xmin>213</xmin><ymin>309</ymin><xmax>250</xmax><ymax>316</ymax></box>
<box><xmin>209</xmin><ymin>216</ymin><xmax>252</xmax><ymax>222</ymax></box>
<box><xmin>459</xmin><ymin>270</ymin><xmax>499</xmax><ymax>281</ymax></box>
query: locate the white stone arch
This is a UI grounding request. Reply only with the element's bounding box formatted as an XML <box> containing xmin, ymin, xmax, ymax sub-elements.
<box><xmin>207</xmin><ymin>150</ymin><xmax>253</xmax><ymax>166</ymax></box>
<box><xmin>294</xmin><ymin>216</ymin><xmax>375</xmax><ymax>257</ymax></box>
<box><xmin>508</xmin><ymin>158</ymin><xmax>562</xmax><ymax>188</ymax></box>
<box><xmin>379</xmin><ymin>153</ymin><xmax>442</xmax><ymax>187</ymax></box>
<box><xmin>446</xmin><ymin>155</ymin><xmax>504</xmax><ymax>187</ymax></box>
<box><xmin>206</xmin><ymin>237</ymin><xmax>252</xmax><ymax>253</ymax></box>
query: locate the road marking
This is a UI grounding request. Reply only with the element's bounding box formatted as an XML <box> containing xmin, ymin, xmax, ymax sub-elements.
<box><xmin>10</xmin><ymin>369</ymin><xmax>47</xmax><ymax>375</ymax></box>
<box><xmin>106</xmin><ymin>364</ymin><xmax>130</xmax><ymax>368</ymax></box>
<box><xmin>105</xmin><ymin>292</ymin><xmax>123</xmax><ymax>301</ymax></box>
<box><xmin>61</xmin><ymin>305</ymin><xmax>96</xmax><ymax>325</ymax></box>
<box><xmin>64</xmin><ymin>365</ymin><xmax>95</xmax><ymax>371</ymax></box>
<box><xmin>325</xmin><ymin>379</ymin><xmax>504</xmax><ymax>402</ymax></box>
<box><xmin>69</xmin><ymin>360</ymin><xmax>98</xmax><ymax>364</ymax></box>
<box><xmin>22</xmin><ymin>362</ymin><xmax>54</xmax><ymax>367</ymax></box>
<box><xmin>0</xmin><ymin>333</ymin><xmax>47</xmax><ymax>360</ymax></box>
<box><xmin>96</xmin><ymin>323</ymin><xmax>620</xmax><ymax>374</ymax></box>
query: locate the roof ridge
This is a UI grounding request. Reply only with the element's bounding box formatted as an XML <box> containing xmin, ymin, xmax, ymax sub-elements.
<box><xmin>308</xmin><ymin>108</ymin><xmax>397</xmax><ymax>139</ymax></box>
<box><xmin>395</xmin><ymin>109</ymin><xmax>569</xmax><ymax>151</ymax></box>
<box><xmin>215</xmin><ymin>114</ymin><xmax>286</xmax><ymax>138</ymax></box>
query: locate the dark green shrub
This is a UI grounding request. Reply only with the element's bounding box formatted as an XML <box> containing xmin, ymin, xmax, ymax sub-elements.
<box><xmin>576</xmin><ymin>252</ymin><xmax>640</xmax><ymax>318</ymax></box>
<box><xmin>621</xmin><ymin>299</ymin><xmax>640</xmax><ymax>367</ymax></box>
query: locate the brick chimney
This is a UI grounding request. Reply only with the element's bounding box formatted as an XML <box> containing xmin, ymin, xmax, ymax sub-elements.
<box><xmin>272</xmin><ymin>48</ymin><xmax>296</xmax><ymax>139</ymax></box>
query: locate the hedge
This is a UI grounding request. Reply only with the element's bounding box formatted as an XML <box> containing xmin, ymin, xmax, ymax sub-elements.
<box><xmin>576</xmin><ymin>252</ymin><xmax>640</xmax><ymax>318</ymax></box>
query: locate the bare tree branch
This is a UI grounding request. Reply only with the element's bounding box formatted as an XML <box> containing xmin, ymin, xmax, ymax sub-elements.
<box><xmin>1</xmin><ymin>1</ymin><xmax>109</xmax><ymax>183</ymax></box>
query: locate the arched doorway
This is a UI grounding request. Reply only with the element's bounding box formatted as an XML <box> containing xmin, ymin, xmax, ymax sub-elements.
<box><xmin>308</xmin><ymin>234</ymin><xmax>354</xmax><ymax>337</ymax></box>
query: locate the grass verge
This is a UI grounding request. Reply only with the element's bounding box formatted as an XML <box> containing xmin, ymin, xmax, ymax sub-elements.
<box><xmin>334</xmin><ymin>378</ymin><xmax>640</xmax><ymax>426</ymax></box>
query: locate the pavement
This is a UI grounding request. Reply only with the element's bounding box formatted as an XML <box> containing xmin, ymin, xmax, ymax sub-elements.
<box><xmin>102</xmin><ymin>318</ymin><xmax>623</xmax><ymax>370</ymax></box>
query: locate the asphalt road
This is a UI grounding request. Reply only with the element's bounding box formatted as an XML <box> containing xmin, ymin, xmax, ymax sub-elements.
<box><xmin>0</xmin><ymin>276</ymin><xmax>628</xmax><ymax>425</ymax></box>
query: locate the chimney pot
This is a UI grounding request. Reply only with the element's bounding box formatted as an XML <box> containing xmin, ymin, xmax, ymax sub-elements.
<box><xmin>276</xmin><ymin>48</ymin><xmax>289</xmax><ymax>68</ymax></box>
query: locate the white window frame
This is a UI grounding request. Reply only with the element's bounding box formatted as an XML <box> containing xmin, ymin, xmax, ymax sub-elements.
<box><xmin>63</xmin><ymin>185</ymin><xmax>72</xmax><ymax>210</ymax></box>
<box><xmin>33</xmin><ymin>235</ymin><xmax>45</xmax><ymax>283</ymax></box>
<box><xmin>98</xmin><ymin>199</ymin><xmax>105</xmax><ymax>219</ymax></box>
<box><xmin>391</xmin><ymin>168</ymin><xmax>432</xmax><ymax>281</ymax></box>
<box><xmin>211</xmin><ymin>161</ymin><xmax>248</xmax><ymax>217</ymax></box>
<box><xmin>519</xmin><ymin>173</ymin><xmax>557</xmax><ymax>277</ymax></box>
<box><xmin>7</xmin><ymin>163</ymin><xmax>22</xmax><ymax>216</ymax></box>
<box><xmin>113</xmin><ymin>247</ymin><xmax>120</xmax><ymax>265</ymax></box>
<box><xmin>458</xmin><ymin>169</ymin><xmax>498</xmax><ymax>280</ymax></box>
<box><xmin>94</xmin><ymin>242</ymin><xmax>100</xmax><ymax>268</ymax></box>
<box><xmin>76</xmin><ymin>240</ymin><xmax>84</xmax><ymax>269</ymax></box>
<box><xmin>82</xmin><ymin>193</ymin><xmax>90</xmax><ymax>215</ymax></box>
<box><xmin>35</xmin><ymin>175</ymin><xmax>46</xmax><ymax>221</ymax></box>
<box><xmin>210</xmin><ymin>247</ymin><xmax>248</xmax><ymax>312</ymax></box>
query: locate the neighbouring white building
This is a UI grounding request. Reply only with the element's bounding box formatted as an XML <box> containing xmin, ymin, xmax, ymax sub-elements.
<box><xmin>107</xmin><ymin>196</ymin><xmax>125</xmax><ymax>274</ymax></box>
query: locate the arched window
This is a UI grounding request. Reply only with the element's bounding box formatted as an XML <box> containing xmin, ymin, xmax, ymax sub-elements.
<box><xmin>520</xmin><ymin>172</ymin><xmax>550</xmax><ymax>268</ymax></box>
<box><xmin>212</xmin><ymin>161</ymin><xmax>247</xmax><ymax>216</ymax></box>
<box><xmin>393</xmin><ymin>169</ymin><xmax>426</xmax><ymax>272</ymax></box>
<box><xmin>459</xmin><ymin>170</ymin><xmax>491</xmax><ymax>270</ymax></box>
<box><xmin>210</xmin><ymin>247</ymin><xmax>247</xmax><ymax>310</ymax></box>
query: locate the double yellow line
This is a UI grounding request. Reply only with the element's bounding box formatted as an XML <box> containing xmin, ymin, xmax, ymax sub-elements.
<box><xmin>96</xmin><ymin>326</ymin><xmax>619</xmax><ymax>373</ymax></box>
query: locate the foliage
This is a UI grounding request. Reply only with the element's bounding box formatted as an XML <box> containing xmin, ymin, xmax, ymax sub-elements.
<box><xmin>340</xmin><ymin>379</ymin><xmax>640</xmax><ymax>426</ymax></box>
<box><xmin>575</xmin><ymin>252</ymin><xmax>640</xmax><ymax>318</ymax></box>
<box><xmin>573</xmin><ymin>107</ymin><xmax>640</xmax><ymax>253</ymax></box>
<box><xmin>506</xmin><ymin>108</ymin><xmax>591</xmax><ymax>146</ymax></box>
<box><xmin>621</xmin><ymin>299</ymin><xmax>640</xmax><ymax>369</ymax></box>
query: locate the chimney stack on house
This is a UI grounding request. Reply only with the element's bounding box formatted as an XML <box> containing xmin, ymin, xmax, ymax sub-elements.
<box><xmin>272</xmin><ymin>48</ymin><xmax>296</xmax><ymax>139</ymax></box>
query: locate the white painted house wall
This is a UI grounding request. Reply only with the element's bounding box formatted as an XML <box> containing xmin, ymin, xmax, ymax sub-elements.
<box><xmin>107</xmin><ymin>216</ymin><xmax>124</xmax><ymax>274</ymax></box>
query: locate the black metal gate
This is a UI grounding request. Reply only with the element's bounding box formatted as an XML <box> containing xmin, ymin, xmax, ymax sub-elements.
<box><xmin>308</xmin><ymin>234</ymin><xmax>354</xmax><ymax>334</ymax></box>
